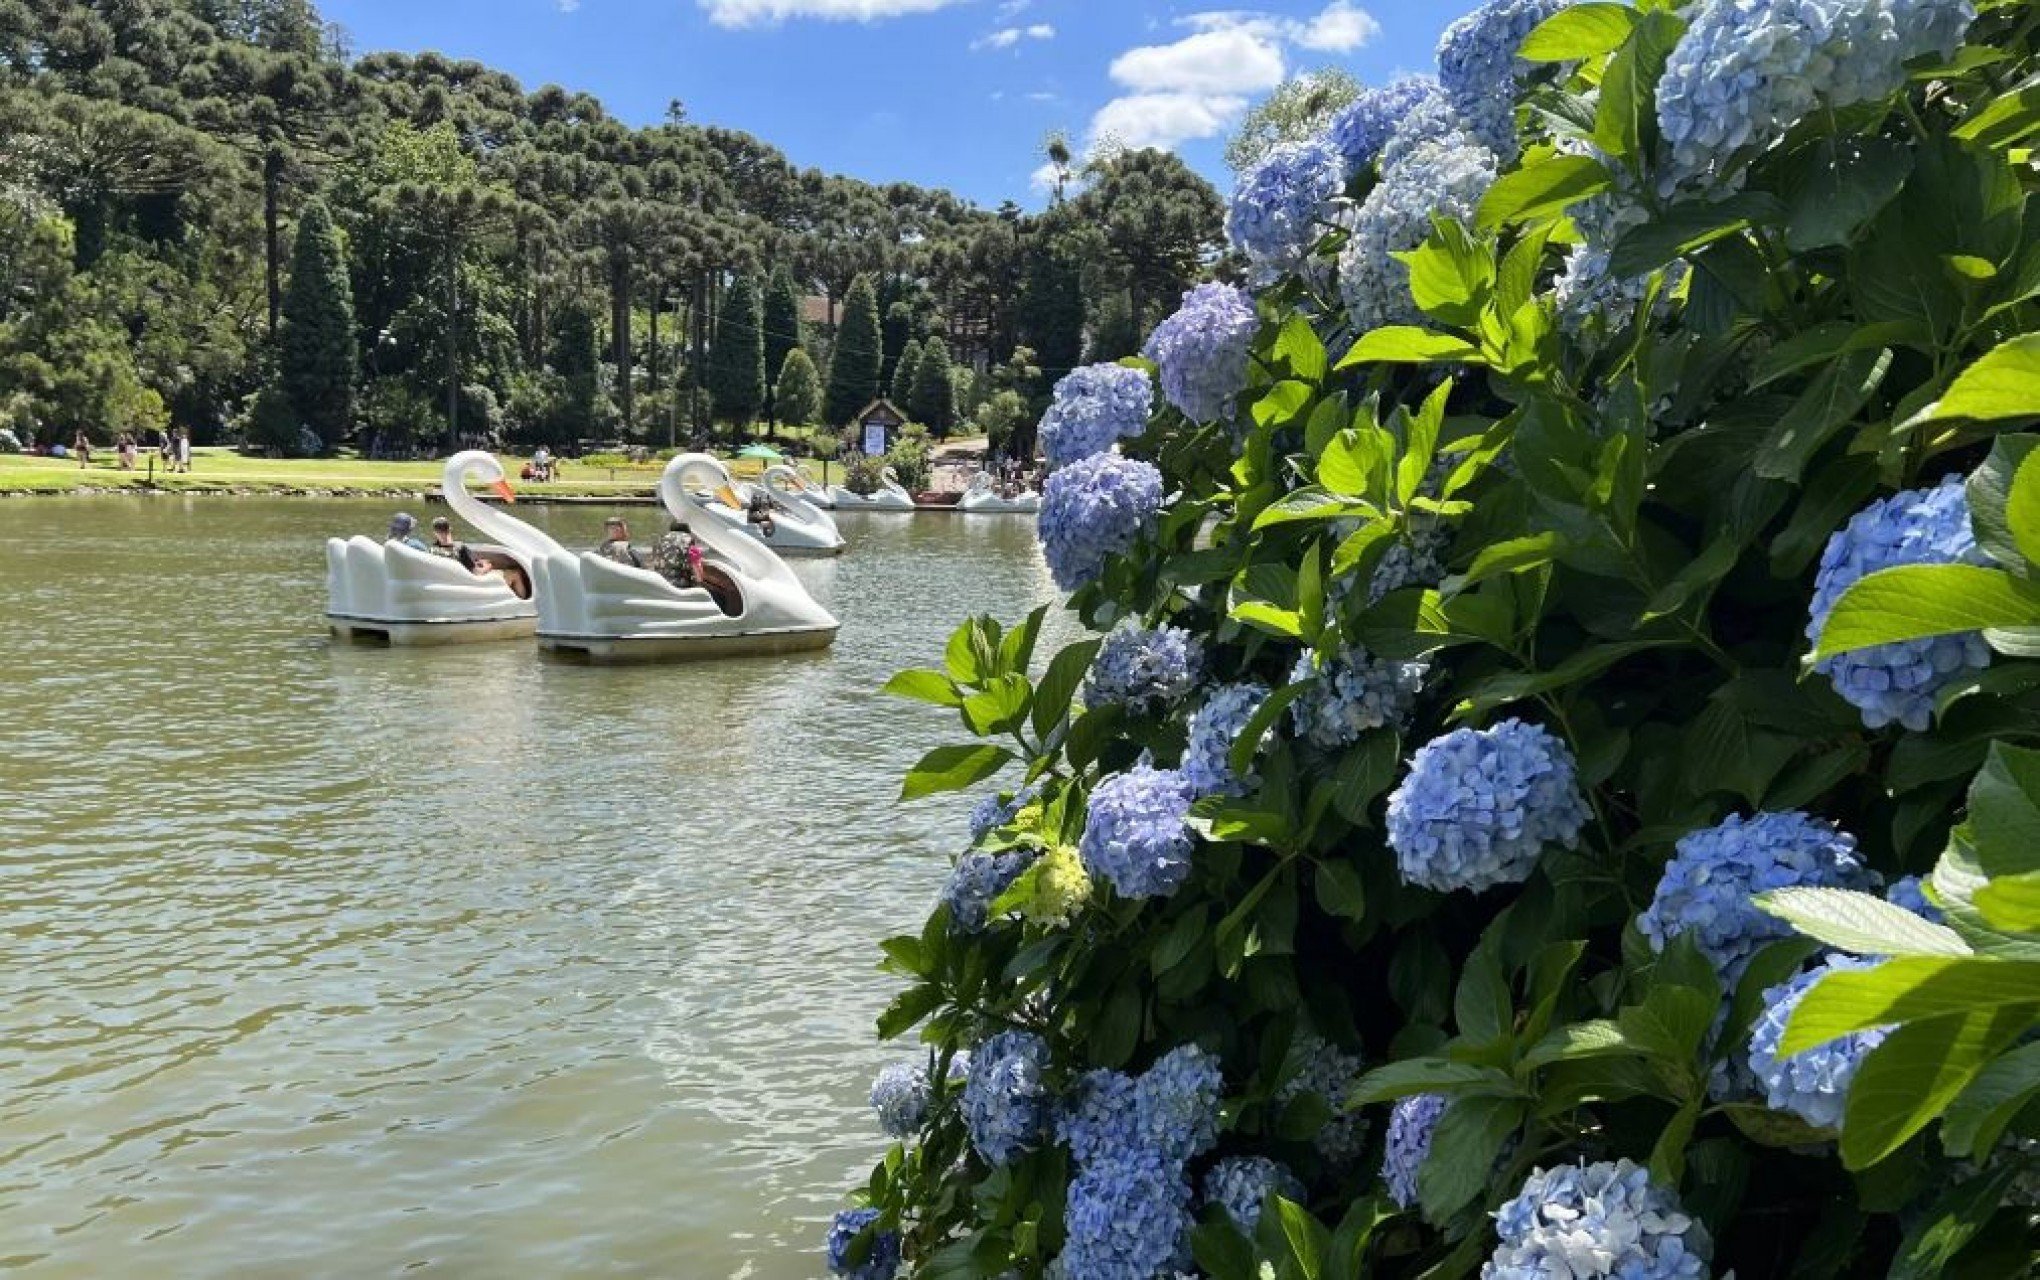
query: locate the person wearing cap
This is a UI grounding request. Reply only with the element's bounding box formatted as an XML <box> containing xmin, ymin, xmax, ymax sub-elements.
<box><xmin>427</xmin><ymin>516</ymin><xmax>463</xmax><ymax>559</ymax></box>
<box><xmin>387</xmin><ymin>512</ymin><xmax>430</xmax><ymax>552</ymax></box>
<box><xmin>594</xmin><ymin>516</ymin><xmax>643</xmax><ymax>568</ymax></box>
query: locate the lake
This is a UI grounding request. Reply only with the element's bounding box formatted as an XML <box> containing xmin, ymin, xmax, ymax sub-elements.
<box><xmin>0</xmin><ymin>496</ymin><xmax>1070</xmax><ymax>1277</ymax></box>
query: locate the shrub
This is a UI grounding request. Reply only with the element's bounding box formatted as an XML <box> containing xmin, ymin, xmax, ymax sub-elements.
<box><xmin>842</xmin><ymin>453</ymin><xmax>885</xmax><ymax>496</ymax></box>
<box><xmin>886</xmin><ymin>434</ymin><xmax>932</xmax><ymax>493</ymax></box>
<box><xmin>832</xmin><ymin>3</ymin><xmax>2040</xmax><ymax>1278</ymax></box>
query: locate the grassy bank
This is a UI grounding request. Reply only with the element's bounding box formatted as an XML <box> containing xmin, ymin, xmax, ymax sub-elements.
<box><xmin>0</xmin><ymin>449</ymin><xmax>840</xmax><ymax>498</ymax></box>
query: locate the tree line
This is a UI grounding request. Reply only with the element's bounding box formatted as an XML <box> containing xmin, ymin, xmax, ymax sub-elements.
<box><xmin>0</xmin><ymin>0</ymin><xmax>1228</xmax><ymax>457</ymax></box>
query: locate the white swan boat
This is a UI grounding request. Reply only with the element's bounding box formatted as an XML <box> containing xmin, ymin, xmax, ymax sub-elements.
<box><xmin>325</xmin><ymin>451</ymin><xmax>557</xmax><ymax>645</ymax></box>
<box><xmin>698</xmin><ymin>465</ymin><xmax>847</xmax><ymax>557</ymax></box>
<box><xmin>827</xmin><ymin>466</ymin><xmax>916</xmax><ymax>511</ymax></box>
<box><xmin>958</xmin><ymin>471</ymin><xmax>1041</xmax><ymax>514</ymax></box>
<box><xmin>775</xmin><ymin>463</ymin><xmax>836</xmax><ymax>509</ymax></box>
<box><xmin>529</xmin><ymin>453</ymin><xmax>840</xmax><ymax>663</ymax></box>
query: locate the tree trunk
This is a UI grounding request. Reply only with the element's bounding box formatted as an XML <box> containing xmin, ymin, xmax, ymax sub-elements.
<box><xmin>444</xmin><ymin>236</ymin><xmax>461</xmax><ymax>452</ymax></box>
<box><xmin>612</xmin><ymin>253</ymin><xmax>634</xmax><ymax>437</ymax></box>
<box><xmin>264</xmin><ymin>149</ymin><xmax>285</xmax><ymax>338</ymax></box>
<box><xmin>690</xmin><ymin>270</ymin><xmax>709</xmax><ymax>439</ymax></box>
<box><xmin>649</xmin><ymin>281</ymin><xmax>666</xmax><ymax>448</ymax></box>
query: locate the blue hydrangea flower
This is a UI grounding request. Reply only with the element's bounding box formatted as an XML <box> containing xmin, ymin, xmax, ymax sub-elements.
<box><xmin>1038</xmin><ymin>364</ymin><xmax>1155</xmax><ymax>470</ymax></box>
<box><xmin>1289</xmin><ymin>646</ymin><xmax>1428</xmax><ymax>748</ymax></box>
<box><xmin>869</xmin><ymin>1054</ymin><xmax>967</xmax><ymax>1139</ymax></box>
<box><xmin>1038</xmin><ymin>452</ymin><xmax>1165</xmax><ymax>592</ymax></box>
<box><xmin>1339</xmin><ymin>136</ymin><xmax>1497</xmax><ymax>332</ymax></box>
<box><xmin>1887</xmin><ymin>875</ymin><xmax>1944</xmax><ymax>923</ymax></box>
<box><xmin>1143</xmin><ymin>283</ymin><xmax>1257</xmax><ymax>424</ymax></box>
<box><xmin>1227</xmin><ymin>138</ymin><xmax>1348</xmax><ymax>277</ymax></box>
<box><xmin>1377</xmin><ymin>91</ymin><xmax>1480</xmax><ymax>175</ymax></box>
<box><xmin>825</xmin><ymin>1208</ymin><xmax>902</xmax><ymax>1280</ymax></box>
<box><xmin>1130</xmin><ymin>1044</ymin><xmax>1225</xmax><ymax>1166</ymax></box>
<box><xmin>1058</xmin><ymin>1067</ymin><xmax>1143</xmax><ymax>1169</ymax></box>
<box><xmin>1807</xmin><ymin>476</ymin><xmax>1992</xmax><ymax>732</ymax></box>
<box><xmin>943</xmin><ymin>848</ymin><xmax>1040</xmax><ymax>933</ymax></box>
<box><xmin>1369</xmin><ymin>522</ymin><xmax>1453</xmax><ymax>602</ymax></box>
<box><xmin>1059</xmin><ymin>1151</ymin><xmax>1196</xmax><ymax>1280</ymax></box>
<box><xmin>1485</xmin><ymin>1159</ymin><xmax>1711</xmax><ymax>1280</ymax></box>
<box><xmin>1182</xmin><ymin>682</ymin><xmax>1272</xmax><ymax>798</ymax></box>
<box><xmin>1747</xmin><ymin>956</ymin><xmax>1893</xmax><ymax>1130</ymax></box>
<box><xmin>1204</xmin><ymin>1155</ymin><xmax>1305</xmax><ymax>1233</ymax></box>
<box><xmin>1277</xmin><ymin>1031</ymin><xmax>1370</xmax><ymax>1165</ymax></box>
<box><xmin>1084</xmin><ymin>623</ymin><xmax>1204</xmax><ymax>714</ymax></box>
<box><xmin>1387</xmin><ymin>719</ymin><xmax>1591</xmax><ymax>893</ymax></box>
<box><xmin>1435</xmin><ymin>0</ymin><xmax>1569</xmax><ymax>160</ymax></box>
<box><xmin>1079</xmin><ymin>765</ymin><xmax>1198</xmax><ymax>901</ymax></box>
<box><xmin>963</xmin><ymin>1030</ymin><xmax>1053</xmax><ymax>1166</ymax></box>
<box><xmin>1657</xmin><ymin>0</ymin><xmax>1976</xmax><ymax>191</ymax></box>
<box><xmin>1330</xmin><ymin>76</ymin><xmax>1446</xmax><ymax>175</ymax></box>
<box><xmin>1639</xmin><ymin>811</ymin><xmax>1875</xmax><ymax>983</ymax></box>
<box><xmin>969</xmin><ymin>784</ymin><xmax>1039</xmax><ymax>843</ymax></box>
<box><xmin>1382</xmin><ymin>1092</ymin><xmax>1448</xmax><ymax>1209</ymax></box>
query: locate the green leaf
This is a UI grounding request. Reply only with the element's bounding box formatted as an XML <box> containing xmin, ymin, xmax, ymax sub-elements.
<box><xmin>1272</xmin><ymin>1198</ymin><xmax>1328</xmax><ymax>1279</ymax></box>
<box><xmin>1753</xmin><ymin>347</ymin><xmax>1892</xmax><ymax>482</ymax></box>
<box><xmin>1326</xmin><ymin>728</ymin><xmax>1400</xmax><ymax>825</ymax></box>
<box><xmin>1252</xmin><ymin>379</ymin><xmax>1315</xmax><ymax>429</ymax></box>
<box><xmin>1592</xmin><ymin>9</ymin><xmax>1682</xmax><ymax>163</ymax></box>
<box><xmin>1314</xmin><ymin>859</ymin><xmax>1367</xmax><ymax>921</ymax></box>
<box><xmin>1780</xmin><ymin>955</ymin><xmax>2040</xmax><ymax>1054</ymax></box>
<box><xmin>1231</xmin><ymin>600</ymin><xmax>1305</xmax><ymax>639</ymax></box>
<box><xmin>1814</xmin><ymin>565</ymin><xmax>2040</xmax><ymax>658</ymax></box>
<box><xmin>1405</xmin><ymin>219</ymin><xmax>1495</xmax><ymax>326</ymax></box>
<box><xmin>1952</xmin><ymin>70</ymin><xmax>2040</xmax><ymax>148</ymax></box>
<box><xmin>882</xmin><ymin>667</ymin><xmax>964</xmax><ymax>707</ymax></box>
<box><xmin>1476</xmin><ymin>154</ymin><xmax>1614</xmax><ymax>230</ymax></box>
<box><xmin>900</xmin><ymin>743</ymin><xmax>1016</xmax><ymax>801</ymax></box>
<box><xmin>1609</xmin><ymin>192</ymin><xmax>1778</xmax><ymax>278</ymax></box>
<box><xmin>1445</xmin><ymin>532</ymin><xmax>1561</xmax><ymax>593</ymax></box>
<box><xmin>962</xmin><ymin>673</ymin><xmax>1032</xmax><ymax>736</ymax></box>
<box><xmin>1750</xmin><ymin>320</ymin><xmax>1930</xmax><ymax>389</ymax></box>
<box><xmin>1649</xmin><ymin>1097</ymin><xmax>1703</xmax><ymax>1185</ymax></box>
<box><xmin>1942</xmin><ymin>1039</ymin><xmax>2040</xmax><ymax>1157</ymax></box>
<box><xmin>1229</xmin><ymin>681</ymin><xmax>1306</xmax><ymax>777</ymax></box>
<box><xmin>1911</xmin><ymin>333</ymin><xmax>2040</xmax><ymax>428</ymax></box>
<box><xmin>876</xmin><ymin>983</ymin><xmax>944</xmax><ymax>1039</ymax></box>
<box><xmin>1783</xmin><ymin>136</ymin><xmax>1913</xmax><ymax>252</ymax></box>
<box><xmin>1031</xmin><ymin>638</ymin><xmax>1101</xmax><ymax>738</ymax></box>
<box><xmin>1337</xmin><ymin>327</ymin><xmax>1481</xmax><ymax>368</ymax></box>
<box><xmin>1519</xmin><ymin>1</ymin><xmax>1640</xmax><ymax>61</ymax></box>
<box><xmin>1318</xmin><ymin>428</ymin><xmax>1393</xmax><ymax>498</ymax></box>
<box><xmin>1970</xmin><ymin>743</ymin><xmax>2040</xmax><ymax>878</ymax></box>
<box><xmin>1253</xmin><ymin>487</ymin><xmax>1377</xmax><ymax>530</ymax></box>
<box><xmin>1274</xmin><ymin>314</ymin><xmax>1329</xmax><ymax>384</ymax></box>
<box><xmin>1839</xmin><ymin>1003</ymin><xmax>2033</xmax><ymax>1169</ymax></box>
<box><xmin>1523</xmin><ymin>1019</ymin><xmax>1637</xmax><ymax>1069</ymax></box>
<box><xmin>1973</xmin><ymin>871</ymin><xmax>2040</xmax><ymax>933</ymax></box>
<box><xmin>1351</xmin><ymin>1057</ymin><xmax>1519</xmax><ymax>1104</ymax></box>
<box><xmin>1416</xmin><ymin>1097</ymin><xmax>1523</xmax><ymax>1223</ymax></box>
<box><xmin>1756</xmin><ymin>887</ymin><xmax>1972</xmax><ymax>958</ymax></box>
<box><xmin>2008</xmin><ymin>447</ymin><xmax>2040</xmax><ymax>567</ymax></box>
<box><xmin>1890</xmin><ymin>1161</ymin><xmax>2027</xmax><ymax>1280</ymax></box>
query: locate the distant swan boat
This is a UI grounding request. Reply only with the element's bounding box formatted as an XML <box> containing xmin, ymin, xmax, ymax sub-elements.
<box><xmin>324</xmin><ymin>451</ymin><xmax>552</xmax><ymax>645</ymax></box>
<box><xmin>697</xmin><ymin>464</ymin><xmax>847</xmax><ymax>557</ymax></box>
<box><xmin>827</xmin><ymin>465</ymin><xmax>916</xmax><ymax>511</ymax></box>
<box><xmin>958</xmin><ymin>471</ymin><xmax>1041</xmax><ymax>514</ymax></box>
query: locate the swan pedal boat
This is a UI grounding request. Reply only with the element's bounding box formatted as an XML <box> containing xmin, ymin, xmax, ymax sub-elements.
<box><xmin>695</xmin><ymin>465</ymin><xmax>847</xmax><ymax>557</ymax></box>
<box><xmin>325</xmin><ymin>451</ymin><xmax>547</xmax><ymax>645</ymax></box>
<box><xmin>958</xmin><ymin>472</ymin><xmax>1041</xmax><ymax>514</ymax></box>
<box><xmin>529</xmin><ymin>453</ymin><xmax>840</xmax><ymax>663</ymax></box>
<box><xmin>826</xmin><ymin>465</ymin><xmax>916</xmax><ymax>511</ymax></box>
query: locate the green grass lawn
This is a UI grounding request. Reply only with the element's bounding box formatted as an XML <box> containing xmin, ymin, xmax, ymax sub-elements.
<box><xmin>0</xmin><ymin>448</ymin><xmax>843</xmax><ymax>497</ymax></box>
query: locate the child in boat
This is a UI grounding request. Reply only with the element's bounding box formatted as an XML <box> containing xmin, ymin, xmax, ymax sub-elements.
<box><xmin>595</xmin><ymin>517</ymin><xmax>643</xmax><ymax>568</ymax></box>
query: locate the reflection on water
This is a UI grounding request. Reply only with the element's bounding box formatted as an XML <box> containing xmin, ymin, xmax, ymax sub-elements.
<box><xmin>0</xmin><ymin>496</ymin><xmax>1069</xmax><ymax>1276</ymax></box>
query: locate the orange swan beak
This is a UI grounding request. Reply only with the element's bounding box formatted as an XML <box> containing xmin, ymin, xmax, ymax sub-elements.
<box><xmin>491</xmin><ymin>479</ymin><xmax>517</xmax><ymax>503</ymax></box>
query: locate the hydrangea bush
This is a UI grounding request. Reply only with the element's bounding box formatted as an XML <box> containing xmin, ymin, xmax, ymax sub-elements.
<box><xmin>839</xmin><ymin>2</ymin><xmax>2040</xmax><ymax>1275</ymax></box>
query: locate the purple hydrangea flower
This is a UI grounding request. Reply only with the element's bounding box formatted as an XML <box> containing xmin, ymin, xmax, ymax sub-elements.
<box><xmin>1485</xmin><ymin>1159</ymin><xmax>1711</xmax><ymax>1279</ymax></box>
<box><xmin>1079</xmin><ymin>765</ymin><xmax>1198</xmax><ymax>900</ymax></box>
<box><xmin>1083</xmin><ymin>623</ymin><xmax>1203</xmax><ymax>714</ymax></box>
<box><xmin>1887</xmin><ymin>874</ymin><xmax>1944</xmax><ymax>923</ymax></box>
<box><xmin>1435</xmin><ymin>0</ymin><xmax>1569</xmax><ymax>160</ymax></box>
<box><xmin>1808</xmin><ymin>476</ymin><xmax>1992</xmax><ymax>732</ymax></box>
<box><xmin>1143</xmin><ymin>283</ymin><xmax>1258</xmax><ymax>424</ymax></box>
<box><xmin>1038</xmin><ymin>452</ymin><xmax>1165</xmax><ymax>592</ymax></box>
<box><xmin>943</xmin><ymin>847</ymin><xmax>1040</xmax><ymax>933</ymax></box>
<box><xmin>1387</xmin><ymin>719</ymin><xmax>1590</xmax><ymax>893</ymax></box>
<box><xmin>1288</xmin><ymin>646</ymin><xmax>1428</xmax><ymax>748</ymax></box>
<box><xmin>1639</xmin><ymin>811</ymin><xmax>1875</xmax><ymax>983</ymax></box>
<box><xmin>1339</xmin><ymin>136</ymin><xmax>1497</xmax><ymax>332</ymax></box>
<box><xmin>1039</xmin><ymin>363</ymin><xmax>1155</xmax><ymax>470</ymax></box>
<box><xmin>1277</xmin><ymin>1030</ymin><xmax>1370</xmax><ymax>1165</ymax></box>
<box><xmin>1330</xmin><ymin>76</ymin><xmax>1447</xmax><ymax>175</ymax></box>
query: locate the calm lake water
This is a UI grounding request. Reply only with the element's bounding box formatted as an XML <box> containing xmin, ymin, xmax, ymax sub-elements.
<box><xmin>0</xmin><ymin>496</ymin><xmax>1069</xmax><ymax>1278</ymax></box>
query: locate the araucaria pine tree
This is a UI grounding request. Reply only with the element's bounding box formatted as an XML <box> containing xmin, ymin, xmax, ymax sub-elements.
<box><xmin>544</xmin><ymin>303</ymin><xmax>603</xmax><ymax>447</ymax></box>
<box><xmin>891</xmin><ymin>338</ymin><xmax>924</xmax><ymax>408</ymax></box>
<box><xmin>908</xmin><ymin>335</ymin><xmax>956</xmax><ymax>435</ymax></box>
<box><xmin>275</xmin><ymin>199</ymin><xmax>354</xmax><ymax>451</ymax></box>
<box><xmin>824</xmin><ymin>273</ymin><xmax>883</xmax><ymax>428</ymax></box>
<box><xmin>763</xmin><ymin>265</ymin><xmax>804</xmax><ymax>424</ymax></box>
<box><xmin>773</xmin><ymin>347</ymin><xmax>821</xmax><ymax>429</ymax></box>
<box><xmin>708</xmin><ymin>273</ymin><xmax>766</xmax><ymax>428</ymax></box>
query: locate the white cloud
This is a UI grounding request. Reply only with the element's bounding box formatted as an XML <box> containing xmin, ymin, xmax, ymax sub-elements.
<box><xmin>1108</xmin><ymin>29</ymin><xmax>1285</xmax><ymax>96</ymax></box>
<box><xmin>556</xmin><ymin>0</ymin><xmax>579</xmax><ymax>10</ymax></box>
<box><xmin>973</xmin><ymin>22</ymin><xmax>1056</xmax><ymax>51</ymax></box>
<box><xmin>1089</xmin><ymin>90</ymin><xmax>1251</xmax><ymax>151</ymax></box>
<box><xmin>1177</xmin><ymin>2</ymin><xmax>1381</xmax><ymax>54</ymax></box>
<box><xmin>697</xmin><ymin>0</ymin><xmax>965</xmax><ymax>27</ymax></box>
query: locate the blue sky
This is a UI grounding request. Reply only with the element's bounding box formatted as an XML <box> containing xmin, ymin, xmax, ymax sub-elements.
<box><xmin>320</xmin><ymin>0</ymin><xmax>1484</xmax><ymax>208</ymax></box>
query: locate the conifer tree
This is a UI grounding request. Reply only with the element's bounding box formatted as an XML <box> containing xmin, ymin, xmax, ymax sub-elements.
<box><xmin>707</xmin><ymin>272</ymin><xmax>766</xmax><ymax>428</ymax></box>
<box><xmin>891</xmin><ymin>338</ymin><xmax>924</xmax><ymax>408</ymax></box>
<box><xmin>824</xmin><ymin>273</ymin><xmax>883</xmax><ymax>428</ymax></box>
<box><xmin>774</xmin><ymin>348</ymin><xmax>821</xmax><ymax>429</ymax></box>
<box><xmin>763</xmin><ymin>265</ymin><xmax>803</xmax><ymax>422</ymax></box>
<box><xmin>908</xmin><ymin>335</ymin><xmax>956</xmax><ymax>435</ymax></box>
<box><xmin>275</xmin><ymin>198</ymin><xmax>355</xmax><ymax>450</ymax></box>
